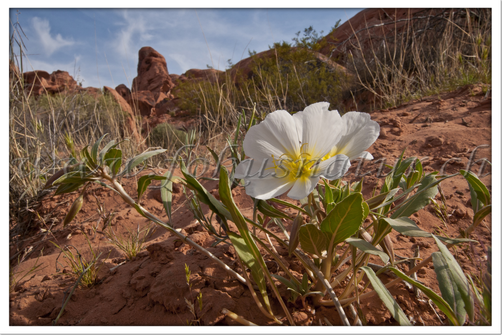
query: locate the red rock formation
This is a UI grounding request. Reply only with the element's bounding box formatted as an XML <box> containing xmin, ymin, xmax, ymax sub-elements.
<box><xmin>115</xmin><ymin>84</ymin><xmax>132</xmax><ymax>101</ymax></box>
<box><xmin>319</xmin><ymin>8</ymin><xmax>448</xmax><ymax>62</ymax></box>
<box><xmin>227</xmin><ymin>47</ymin><xmax>349</xmax><ymax>86</ymax></box>
<box><xmin>183</xmin><ymin>68</ymin><xmax>224</xmax><ymax>84</ymax></box>
<box><xmin>128</xmin><ymin>91</ymin><xmax>157</xmax><ymax>117</ymax></box>
<box><xmin>22</xmin><ymin>70</ymin><xmax>81</xmax><ymax>96</ymax></box>
<box><xmin>131</xmin><ymin>47</ymin><xmax>174</xmax><ymax>101</ymax></box>
<box><xmin>103</xmin><ymin>86</ymin><xmax>141</xmax><ymax>142</ymax></box>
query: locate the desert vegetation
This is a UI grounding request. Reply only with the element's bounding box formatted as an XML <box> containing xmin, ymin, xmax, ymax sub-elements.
<box><xmin>9</xmin><ymin>8</ymin><xmax>492</xmax><ymax>327</ymax></box>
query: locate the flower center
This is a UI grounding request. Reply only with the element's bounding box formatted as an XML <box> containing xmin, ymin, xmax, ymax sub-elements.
<box><xmin>270</xmin><ymin>144</ymin><xmax>318</xmax><ymax>181</ymax></box>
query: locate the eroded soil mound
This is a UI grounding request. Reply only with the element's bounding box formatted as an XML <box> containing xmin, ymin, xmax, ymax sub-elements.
<box><xmin>9</xmin><ymin>84</ymin><xmax>491</xmax><ymax>326</ymax></box>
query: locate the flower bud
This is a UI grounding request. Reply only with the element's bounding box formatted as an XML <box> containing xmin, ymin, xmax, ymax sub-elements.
<box><xmin>63</xmin><ymin>194</ymin><xmax>84</xmax><ymax>227</ymax></box>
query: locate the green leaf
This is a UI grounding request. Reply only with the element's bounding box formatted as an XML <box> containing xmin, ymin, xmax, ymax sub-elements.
<box><xmin>298</xmin><ymin>224</ymin><xmax>328</xmax><ymax>258</ymax></box>
<box><xmin>391</xmin><ymin>173</ymin><xmax>439</xmax><ymax>218</ymax></box>
<box><xmin>160</xmin><ymin>171</ymin><xmax>174</xmax><ymax>222</ymax></box>
<box><xmin>219</xmin><ymin>168</ymin><xmax>273</xmax><ymax>315</ymax></box>
<box><xmin>228</xmin><ymin>231</ymin><xmax>269</xmax><ymax>303</ymax></box>
<box><xmin>366</xmin><ymin>188</ymin><xmax>399</xmax><ymax>209</ymax></box>
<box><xmin>91</xmin><ymin>133</ymin><xmax>108</xmax><ymax>162</ymax></box>
<box><xmin>98</xmin><ymin>139</ymin><xmax>116</xmax><ymax>163</ymax></box>
<box><xmin>81</xmin><ymin>145</ymin><xmax>97</xmax><ymax>170</ymax></box>
<box><xmin>473</xmin><ymin>204</ymin><xmax>491</xmax><ymax>227</ymax></box>
<box><xmin>137</xmin><ymin>174</ymin><xmax>167</xmax><ymax>201</ymax></box>
<box><xmin>322</xmin><ymin>179</ymin><xmax>334</xmax><ymax>213</ymax></box>
<box><xmin>361</xmin><ymin>266</ymin><xmax>412</xmax><ymax>326</ymax></box>
<box><xmin>432</xmin><ymin>252</ymin><xmax>467</xmax><ymax>325</ymax></box>
<box><xmin>180</xmin><ymin>160</ymin><xmax>231</xmax><ymax>221</ymax></box>
<box><xmin>257</xmin><ymin>200</ymin><xmax>292</xmax><ymax>220</ymax></box>
<box><xmin>288</xmin><ymin>214</ymin><xmax>304</xmax><ymax>256</ymax></box>
<box><xmin>52</xmin><ymin>170</ymin><xmax>96</xmax><ymax>185</ymax></box>
<box><xmin>104</xmin><ymin>149</ymin><xmax>122</xmax><ymax>176</ymax></box>
<box><xmin>206</xmin><ymin>146</ymin><xmax>220</xmax><ymax>166</ymax></box>
<box><xmin>460</xmin><ymin>170</ymin><xmax>491</xmax><ymax>207</ymax></box>
<box><xmin>124</xmin><ymin>149</ymin><xmax>167</xmax><ymax>174</ymax></box>
<box><xmin>389</xmin><ymin>267</ymin><xmax>460</xmax><ymax>326</ymax></box>
<box><xmin>346</xmin><ymin>237</ymin><xmax>389</xmax><ymax>264</ymax></box>
<box><xmin>383</xmin><ymin>217</ymin><xmax>476</xmax><ymax>245</ymax></box>
<box><xmin>320</xmin><ymin>193</ymin><xmax>365</xmax><ymax>249</ymax></box>
<box><xmin>392</xmin><ymin>156</ymin><xmax>416</xmax><ymax>188</ymax></box>
<box><xmin>268</xmin><ymin>198</ymin><xmax>308</xmax><ymax>216</ymax></box>
<box><xmin>55</xmin><ymin>182</ymin><xmax>85</xmax><ymax>195</ymax></box>
<box><xmin>432</xmin><ymin>235</ymin><xmax>474</xmax><ymax>323</ymax></box>
<box><xmin>271</xmin><ymin>274</ymin><xmax>299</xmax><ymax>292</ymax></box>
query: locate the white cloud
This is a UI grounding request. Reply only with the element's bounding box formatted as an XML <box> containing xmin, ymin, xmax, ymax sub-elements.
<box><xmin>32</xmin><ymin>17</ymin><xmax>74</xmax><ymax>56</ymax></box>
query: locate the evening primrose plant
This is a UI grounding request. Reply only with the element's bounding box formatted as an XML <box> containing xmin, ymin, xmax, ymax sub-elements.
<box><xmin>46</xmin><ymin>103</ymin><xmax>491</xmax><ymax>326</ymax></box>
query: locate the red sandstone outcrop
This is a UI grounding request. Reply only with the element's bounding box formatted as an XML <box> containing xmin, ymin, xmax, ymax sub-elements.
<box><xmin>227</xmin><ymin>47</ymin><xmax>349</xmax><ymax>86</ymax></box>
<box><xmin>183</xmin><ymin>68</ymin><xmax>223</xmax><ymax>84</ymax></box>
<box><xmin>21</xmin><ymin>70</ymin><xmax>102</xmax><ymax>97</ymax></box>
<box><xmin>131</xmin><ymin>47</ymin><xmax>175</xmax><ymax>101</ymax></box>
<box><xmin>103</xmin><ymin>86</ymin><xmax>141</xmax><ymax>142</ymax></box>
<box><xmin>115</xmin><ymin>84</ymin><xmax>132</xmax><ymax>102</ymax></box>
<box><xmin>319</xmin><ymin>8</ymin><xmax>449</xmax><ymax>62</ymax></box>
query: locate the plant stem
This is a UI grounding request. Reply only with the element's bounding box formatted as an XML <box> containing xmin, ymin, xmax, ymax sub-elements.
<box><xmin>103</xmin><ymin>173</ymin><xmax>246</xmax><ymax>285</ymax></box>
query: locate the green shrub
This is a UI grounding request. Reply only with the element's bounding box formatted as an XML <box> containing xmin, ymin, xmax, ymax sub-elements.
<box><xmin>148</xmin><ymin>122</ymin><xmax>187</xmax><ymax>150</ymax></box>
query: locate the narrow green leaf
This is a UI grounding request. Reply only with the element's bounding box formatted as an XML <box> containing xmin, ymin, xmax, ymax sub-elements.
<box><xmin>137</xmin><ymin>174</ymin><xmax>167</xmax><ymax>201</ymax></box>
<box><xmin>346</xmin><ymin>238</ymin><xmax>389</xmax><ymax>264</ymax></box>
<box><xmin>383</xmin><ymin>217</ymin><xmax>475</xmax><ymax>245</ymax></box>
<box><xmin>391</xmin><ymin>173</ymin><xmax>439</xmax><ymax>218</ymax></box>
<box><xmin>104</xmin><ymin>149</ymin><xmax>122</xmax><ymax>176</ymax></box>
<box><xmin>228</xmin><ymin>231</ymin><xmax>269</xmax><ymax>305</ymax></box>
<box><xmin>268</xmin><ymin>198</ymin><xmax>308</xmax><ymax>216</ymax></box>
<box><xmin>288</xmin><ymin>214</ymin><xmax>303</xmax><ymax>256</ymax></box>
<box><xmin>432</xmin><ymin>252</ymin><xmax>467</xmax><ymax>325</ymax></box>
<box><xmin>52</xmin><ymin>171</ymin><xmax>96</xmax><ymax>185</ymax></box>
<box><xmin>160</xmin><ymin>171</ymin><xmax>174</xmax><ymax>222</ymax></box>
<box><xmin>392</xmin><ymin>156</ymin><xmax>415</xmax><ymax>188</ymax></box>
<box><xmin>322</xmin><ymin>179</ymin><xmax>334</xmax><ymax>213</ymax></box>
<box><xmin>219</xmin><ymin>168</ymin><xmax>273</xmax><ymax>314</ymax></box>
<box><xmin>473</xmin><ymin>204</ymin><xmax>491</xmax><ymax>227</ymax></box>
<box><xmin>124</xmin><ymin>149</ymin><xmax>167</xmax><ymax>174</ymax></box>
<box><xmin>180</xmin><ymin>160</ymin><xmax>231</xmax><ymax>221</ymax></box>
<box><xmin>298</xmin><ymin>224</ymin><xmax>328</xmax><ymax>258</ymax></box>
<box><xmin>98</xmin><ymin>139</ymin><xmax>116</xmax><ymax>163</ymax></box>
<box><xmin>366</xmin><ymin>188</ymin><xmax>399</xmax><ymax>209</ymax></box>
<box><xmin>91</xmin><ymin>133</ymin><xmax>108</xmax><ymax>162</ymax></box>
<box><xmin>389</xmin><ymin>267</ymin><xmax>460</xmax><ymax>326</ymax></box>
<box><xmin>55</xmin><ymin>182</ymin><xmax>85</xmax><ymax>195</ymax></box>
<box><xmin>320</xmin><ymin>193</ymin><xmax>365</xmax><ymax>248</ymax></box>
<box><xmin>81</xmin><ymin>146</ymin><xmax>97</xmax><ymax>170</ymax></box>
<box><xmin>433</xmin><ymin>235</ymin><xmax>474</xmax><ymax>323</ymax></box>
<box><xmin>460</xmin><ymin>170</ymin><xmax>491</xmax><ymax>206</ymax></box>
<box><xmin>257</xmin><ymin>200</ymin><xmax>292</xmax><ymax>220</ymax></box>
<box><xmin>271</xmin><ymin>274</ymin><xmax>299</xmax><ymax>292</ymax></box>
<box><xmin>361</xmin><ymin>266</ymin><xmax>412</xmax><ymax>326</ymax></box>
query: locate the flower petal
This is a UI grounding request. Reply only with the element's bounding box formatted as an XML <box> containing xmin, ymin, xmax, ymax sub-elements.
<box><xmin>287</xmin><ymin>176</ymin><xmax>319</xmax><ymax>200</ymax></box>
<box><xmin>315</xmin><ymin>154</ymin><xmax>351</xmax><ymax>180</ymax></box>
<box><xmin>357</xmin><ymin>151</ymin><xmax>374</xmax><ymax>160</ymax></box>
<box><xmin>243</xmin><ymin>110</ymin><xmax>301</xmax><ymax>160</ymax></box>
<box><xmin>293</xmin><ymin>102</ymin><xmax>344</xmax><ymax>158</ymax></box>
<box><xmin>330</xmin><ymin>112</ymin><xmax>380</xmax><ymax>160</ymax></box>
<box><xmin>235</xmin><ymin>158</ymin><xmax>295</xmax><ymax>200</ymax></box>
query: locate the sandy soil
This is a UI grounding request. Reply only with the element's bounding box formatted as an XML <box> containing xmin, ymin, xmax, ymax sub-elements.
<box><xmin>9</xmin><ymin>84</ymin><xmax>491</xmax><ymax>326</ymax></box>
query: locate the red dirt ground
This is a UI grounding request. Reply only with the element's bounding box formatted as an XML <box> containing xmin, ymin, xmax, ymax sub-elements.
<box><xmin>9</xmin><ymin>84</ymin><xmax>492</xmax><ymax>326</ymax></box>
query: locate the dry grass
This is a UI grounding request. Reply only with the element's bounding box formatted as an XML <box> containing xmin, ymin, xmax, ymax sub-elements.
<box><xmin>342</xmin><ymin>8</ymin><xmax>491</xmax><ymax>109</ymax></box>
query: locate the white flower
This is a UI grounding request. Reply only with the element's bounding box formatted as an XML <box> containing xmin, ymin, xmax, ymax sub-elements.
<box><xmin>234</xmin><ymin>102</ymin><xmax>380</xmax><ymax>200</ymax></box>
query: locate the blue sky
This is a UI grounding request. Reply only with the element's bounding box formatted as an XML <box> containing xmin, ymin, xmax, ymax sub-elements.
<box><xmin>9</xmin><ymin>8</ymin><xmax>363</xmax><ymax>89</ymax></box>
